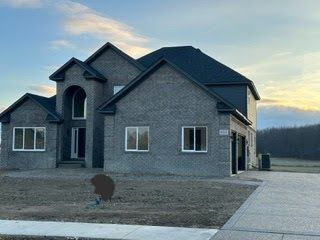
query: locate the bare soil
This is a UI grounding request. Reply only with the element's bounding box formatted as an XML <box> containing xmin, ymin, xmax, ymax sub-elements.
<box><xmin>0</xmin><ymin>169</ymin><xmax>257</xmax><ymax>230</ymax></box>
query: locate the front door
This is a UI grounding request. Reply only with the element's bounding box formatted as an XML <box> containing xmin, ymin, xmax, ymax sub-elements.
<box><xmin>237</xmin><ymin>135</ymin><xmax>246</xmax><ymax>171</ymax></box>
<box><xmin>71</xmin><ymin>128</ymin><xmax>86</xmax><ymax>159</ymax></box>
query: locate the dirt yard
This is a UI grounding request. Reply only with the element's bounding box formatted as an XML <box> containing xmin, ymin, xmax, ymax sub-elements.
<box><xmin>0</xmin><ymin>169</ymin><xmax>257</xmax><ymax>229</ymax></box>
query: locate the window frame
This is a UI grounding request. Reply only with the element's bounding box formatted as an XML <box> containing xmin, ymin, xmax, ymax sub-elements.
<box><xmin>72</xmin><ymin>88</ymin><xmax>87</xmax><ymax>120</ymax></box>
<box><xmin>181</xmin><ymin>126</ymin><xmax>208</xmax><ymax>153</ymax></box>
<box><xmin>12</xmin><ymin>127</ymin><xmax>46</xmax><ymax>152</ymax></box>
<box><xmin>125</xmin><ymin>126</ymin><xmax>149</xmax><ymax>152</ymax></box>
<box><xmin>113</xmin><ymin>85</ymin><xmax>125</xmax><ymax>95</ymax></box>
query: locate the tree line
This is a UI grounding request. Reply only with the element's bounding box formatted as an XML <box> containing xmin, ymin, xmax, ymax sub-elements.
<box><xmin>257</xmin><ymin>124</ymin><xmax>320</xmax><ymax>160</ymax></box>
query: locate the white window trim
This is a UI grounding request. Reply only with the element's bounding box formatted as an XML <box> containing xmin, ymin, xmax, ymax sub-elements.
<box><xmin>71</xmin><ymin>127</ymin><xmax>86</xmax><ymax>159</ymax></box>
<box><xmin>71</xmin><ymin>128</ymin><xmax>79</xmax><ymax>159</ymax></box>
<box><xmin>12</xmin><ymin>127</ymin><xmax>46</xmax><ymax>152</ymax></box>
<box><xmin>181</xmin><ymin>126</ymin><xmax>208</xmax><ymax>153</ymax></box>
<box><xmin>125</xmin><ymin>126</ymin><xmax>149</xmax><ymax>152</ymax></box>
<box><xmin>72</xmin><ymin>89</ymin><xmax>87</xmax><ymax>120</ymax></box>
<box><xmin>114</xmin><ymin>85</ymin><xmax>125</xmax><ymax>95</ymax></box>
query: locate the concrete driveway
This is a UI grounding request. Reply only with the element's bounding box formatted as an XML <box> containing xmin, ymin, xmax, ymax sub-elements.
<box><xmin>213</xmin><ymin>171</ymin><xmax>320</xmax><ymax>240</ymax></box>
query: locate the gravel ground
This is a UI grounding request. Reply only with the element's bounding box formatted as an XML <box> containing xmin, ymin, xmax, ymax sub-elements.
<box><xmin>0</xmin><ymin>169</ymin><xmax>258</xmax><ymax>229</ymax></box>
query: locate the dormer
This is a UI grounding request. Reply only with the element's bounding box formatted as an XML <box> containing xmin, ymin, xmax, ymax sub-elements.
<box><xmin>49</xmin><ymin>57</ymin><xmax>106</xmax><ymax>82</ymax></box>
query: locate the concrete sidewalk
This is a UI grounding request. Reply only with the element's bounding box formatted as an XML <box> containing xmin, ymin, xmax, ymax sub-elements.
<box><xmin>0</xmin><ymin>220</ymin><xmax>218</xmax><ymax>240</ymax></box>
<box><xmin>213</xmin><ymin>171</ymin><xmax>320</xmax><ymax>240</ymax></box>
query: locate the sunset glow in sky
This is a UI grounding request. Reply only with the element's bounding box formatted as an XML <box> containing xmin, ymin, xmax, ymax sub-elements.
<box><xmin>0</xmin><ymin>0</ymin><xmax>320</xmax><ymax>128</ymax></box>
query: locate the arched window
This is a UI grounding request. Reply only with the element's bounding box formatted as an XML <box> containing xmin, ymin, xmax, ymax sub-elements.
<box><xmin>72</xmin><ymin>88</ymin><xmax>87</xmax><ymax>119</ymax></box>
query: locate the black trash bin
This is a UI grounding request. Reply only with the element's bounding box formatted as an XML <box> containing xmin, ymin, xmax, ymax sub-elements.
<box><xmin>259</xmin><ymin>154</ymin><xmax>271</xmax><ymax>170</ymax></box>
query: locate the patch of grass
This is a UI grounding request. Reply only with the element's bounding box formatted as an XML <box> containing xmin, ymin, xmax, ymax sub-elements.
<box><xmin>271</xmin><ymin>157</ymin><xmax>320</xmax><ymax>173</ymax></box>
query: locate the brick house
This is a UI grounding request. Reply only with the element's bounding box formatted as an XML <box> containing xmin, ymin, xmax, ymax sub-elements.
<box><xmin>0</xmin><ymin>42</ymin><xmax>260</xmax><ymax>176</ymax></box>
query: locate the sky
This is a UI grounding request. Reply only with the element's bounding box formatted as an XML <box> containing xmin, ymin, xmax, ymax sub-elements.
<box><xmin>0</xmin><ymin>0</ymin><xmax>320</xmax><ymax>129</ymax></box>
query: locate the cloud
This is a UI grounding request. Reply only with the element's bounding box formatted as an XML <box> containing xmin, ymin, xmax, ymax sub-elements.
<box><xmin>258</xmin><ymin>105</ymin><xmax>320</xmax><ymax>129</ymax></box>
<box><xmin>1</xmin><ymin>0</ymin><xmax>152</xmax><ymax>57</ymax></box>
<box><xmin>238</xmin><ymin>51</ymin><xmax>320</xmax><ymax>111</ymax></box>
<box><xmin>259</xmin><ymin>98</ymin><xmax>281</xmax><ymax>105</ymax></box>
<box><xmin>0</xmin><ymin>0</ymin><xmax>44</xmax><ymax>8</ymax></box>
<box><xmin>28</xmin><ymin>85</ymin><xmax>56</xmax><ymax>96</ymax></box>
<box><xmin>54</xmin><ymin>1</ymin><xmax>151</xmax><ymax>57</ymax></box>
<box><xmin>43</xmin><ymin>65</ymin><xmax>60</xmax><ymax>72</ymax></box>
<box><xmin>49</xmin><ymin>39</ymin><xmax>75</xmax><ymax>50</ymax></box>
<box><xmin>260</xmin><ymin>98</ymin><xmax>277</xmax><ymax>104</ymax></box>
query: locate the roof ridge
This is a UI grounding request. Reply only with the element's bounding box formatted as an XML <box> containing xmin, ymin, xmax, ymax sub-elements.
<box><xmin>161</xmin><ymin>45</ymin><xmax>194</xmax><ymax>49</ymax></box>
<box><xmin>26</xmin><ymin>93</ymin><xmax>51</xmax><ymax>99</ymax></box>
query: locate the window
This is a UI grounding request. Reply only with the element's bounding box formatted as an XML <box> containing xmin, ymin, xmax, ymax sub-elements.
<box><xmin>72</xmin><ymin>89</ymin><xmax>87</xmax><ymax>119</ymax></box>
<box><xmin>114</xmin><ymin>85</ymin><xmax>125</xmax><ymax>95</ymax></box>
<box><xmin>182</xmin><ymin>126</ymin><xmax>207</xmax><ymax>152</ymax></box>
<box><xmin>125</xmin><ymin>127</ymin><xmax>149</xmax><ymax>151</ymax></box>
<box><xmin>13</xmin><ymin>127</ymin><xmax>45</xmax><ymax>151</ymax></box>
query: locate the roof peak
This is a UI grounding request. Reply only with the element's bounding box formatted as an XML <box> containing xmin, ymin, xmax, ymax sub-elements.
<box><xmin>49</xmin><ymin>57</ymin><xmax>106</xmax><ymax>82</ymax></box>
<box><xmin>85</xmin><ymin>42</ymin><xmax>145</xmax><ymax>70</ymax></box>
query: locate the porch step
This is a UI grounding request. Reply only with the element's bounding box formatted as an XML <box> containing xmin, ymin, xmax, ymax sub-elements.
<box><xmin>58</xmin><ymin>161</ymin><xmax>85</xmax><ymax>168</ymax></box>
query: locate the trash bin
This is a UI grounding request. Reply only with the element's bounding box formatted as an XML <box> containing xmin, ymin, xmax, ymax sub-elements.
<box><xmin>259</xmin><ymin>154</ymin><xmax>271</xmax><ymax>170</ymax></box>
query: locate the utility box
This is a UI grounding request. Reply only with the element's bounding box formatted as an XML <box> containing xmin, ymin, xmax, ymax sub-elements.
<box><xmin>259</xmin><ymin>154</ymin><xmax>271</xmax><ymax>170</ymax></box>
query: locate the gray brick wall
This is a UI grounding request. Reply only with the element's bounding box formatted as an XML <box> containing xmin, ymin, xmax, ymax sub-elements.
<box><xmin>55</xmin><ymin>64</ymin><xmax>104</xmax><ymax>167</ymax></box>
<box><xmin>85</xmin><ymin>47</ymin><xmax>142</xmax><ymax>167</ymax></box>
<box><xmin>89</xmin><ymin>47</ymin><xmax>142</xmax><ymax>101</ymax></box>
<box><xmin>55</xmin><ymin>47</ymin><xmax>142</xmax><ymax>167</ymax></box>
<box><xmin>103</xmin><ymin>63</ymin><xmax>233</xmax><ymax>177</ymax></box>
<box><xmin>246</xmin><ymin>87</ymin><xmax>257</xmax><ymax>167</ymax></box>
<box><xmin>248</xmin><ymin>128</ymin><xmax>257</xmax><ymax>167</ymax></box>
<box><xmin>0</xmin><ymin>99</ymin><xmax>58</xmax><ymax>169</ymax></box>
<box><xmin>247</xmin><ymin>87</ymin><xmax>257</xmax><ymax>129</ymax></box>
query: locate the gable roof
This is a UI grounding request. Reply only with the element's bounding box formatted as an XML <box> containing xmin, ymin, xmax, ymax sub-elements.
<box><xmin>137</xmin><ymin>46</ymin><xmax>260</xmax><ymax>100</ymax></box>
<box><xmin>99</xmin><ymin>58</ymin><xmax>252</xmax><ymax>125</ymax></box>
<box><xmin>85</xmin><ymin>42</ymin><xmax>146</xmax><ymax>71</ymax></box>
<box><xmin>49</xmin><ymin>57</ymin><xmax>106</xmax><ymax>82</ymax></box>
<box><xmin>0</xmin><ymin>93</ymin><xmax>62</xmax><ymax>123</ymax></box>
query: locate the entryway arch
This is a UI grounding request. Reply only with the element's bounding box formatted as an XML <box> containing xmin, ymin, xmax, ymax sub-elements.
<box><xmin>61</xmin><ymin>85</ymin><xmax>87</xmax><ymax>163</ymax></box>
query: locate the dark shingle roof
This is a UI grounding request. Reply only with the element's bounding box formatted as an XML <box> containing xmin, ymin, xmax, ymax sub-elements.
<box><xmin>0</xmin><ymin>93</ymin><xmax>62</xmax><ymax>123</ymax></box>
<box><xmin>28</xmin><ymin>94</ymin><xmax>60</xmax><ymax>119</ymax></box>
<box><xmin>49</xmin><ymin>57</ymin><xmax>106</xmax><ymax>82</ymax></box>
<box><xmin>138</xmin><ymin>46</ymin><xmax>260</xmax><ymax>99</ymax></box>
